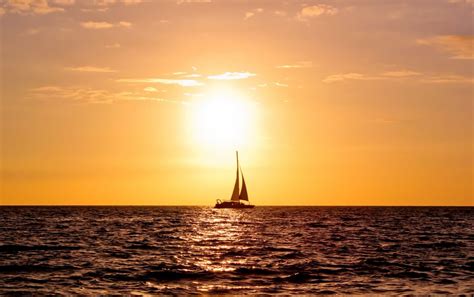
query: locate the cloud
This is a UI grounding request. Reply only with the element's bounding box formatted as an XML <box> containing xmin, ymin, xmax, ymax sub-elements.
<box><xmin>183</xmin><ymin>92</ymin><xmax>204</xmax><ymax>99</ymax></box>
<box><xmin>176</xmin><ymin>0</ymin><xmax>211</xmax><ymax>4</ymax></box>
<box><xmin>297</xmin><ymin>4</ymin><xmax>338</xmax><ymax>20</ymax></box>
<box><xmin>29</xmin><ymin>86</ymin><xmax>115</xmax><ymax>103</ymax></box>
<box><xmin>417</xmin><ymin>35</ymin><xmax>474</xmax><ymax>60</ymax></box>
<box><xmin>121</xmin><ymin>0</ymin><xmax>143</xmax><ymax>4</ymax></box>
<box><xmin>80</xmin><ymin>21</ymin><xmax>114</xmax><ymax>29</ymax></box>
<box><xmin>323</xmin><ymin>70</ymin><xmax>473</xmax><ymax>84</ymax></box>
<box><xmin>323</xmin><ymin>73</ymin><xmax>375</xmax><ymax>83</ymax></box>
<box><xmin>28</xmin><ymin>85</ymin><xmax>185</xmax><ymax>104</ymax></box>
<box><xmin>81</xmin><ymin>7</ymin><xmax>108</xmax><ymax>12</ymax></box>
<box><xmin>382</xmin><ymin>70</ymin><xmax>421</xmax><ymax>77</ymax></box>
<box><xmin>26</xmin><ymin>28</ymin><xmax>41</xmax><ymax>35</ymax></box>
<box><xmin>52</xmin><ymin>0</ymin><xmax>74</xmax><ymax>5</ymax></box>
<box><xmin>323</xmin><ymin>70</ymin><xmax>425</xmax><ymax>83</ymax></box>
<box><xmin>172</xmin><ymin>71</ymin><xmax>201</xmax><ymax>78</ymax></box>
<box><xmin>80</xmin><ymin>21</ymin><xmax>132</xmax><ymax>29</ymax></box>
<box><xmin>76</xmin><ymin>0</ymin><xmax>143</xmax><ymax>12</ymax></box>
<box><xmin>245</xmin><ymin>12</ymin><xmax>255</xmax><ymax>20</ymax></box>
<box><xmin>65</xmin><ymin>66</ymin><xmax>117</xmax><ymax>73</ymax></box>
<box><xmin>274</xmin><ymin>10</ymin><xmax>286</xmax><ymax>17</ymax></box>
<box><xmin>2</xmin><ymin>0</ymin><xmax>65</xmax><ymax>15</ymax></box>
<box><xmin>144</xmin><ymin>86</ymin><xmax>158</xmax><ymax>92</ymax></box>
<box><xmin>91</xmin><ymin>0</ymin><xmax>143</xmax><ymax>6</ymax></box>
<box><xmin>117</xmin><ymin>78</ymin><xmax>203</xmax><ymax>87</ymax></box>
<box><xmin>244</xmin><ymin>8</ymin><xmax>263</xmax><ymax>20</ymax></box>
<box><xmin>105</xmin><ymin>43</ymin><xmax>121</xmax><ymax>48</ymax></box>
<box><xmin>447</xmin><ymin>0</ymin><xmax>474</xmax><ymax>4</ymax></box>
<box><xmin>118</xmin><ymin>21</ymin><xmax>132</xmax><ymax>27</ymax></box>
<box><xmin>183</xmin><ymin>73</ymin><xmax>201</xmax><ymax>78</ymax></box>
<box><xmin>276</xmin><ymin>61</ymin><xmax>313</xmax><ymax>69</ymax></box>
<box><xmin>207</xmin><ymin>72</ymin><xmax>256</xmax><ymax>80</ymax></box>
<box><xmin>420</xmin><ymin>74</ymin><xmax>474</xmax><ymax>84</ymax></box>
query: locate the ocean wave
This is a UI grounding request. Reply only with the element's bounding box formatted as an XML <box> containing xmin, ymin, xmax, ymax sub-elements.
<box><xmin>0</xmin><ymin>264</ymin><xmax>75</xmax><ymax>273</ymax></box>
<box><xmin>0</xmin><ymin>206</ymin><xmax>472</xmax><ymax>294</ymax></box>
<box><xmin>0</xmin><ymin>244</ymin><xmax>81</xmax><ymax>253</ymax></box>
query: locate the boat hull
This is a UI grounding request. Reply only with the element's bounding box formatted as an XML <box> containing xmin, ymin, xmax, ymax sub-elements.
<box><xmin>214</xmin><ymin>201</ymin><xmax>255</xmax><ymax>209</ymax></box>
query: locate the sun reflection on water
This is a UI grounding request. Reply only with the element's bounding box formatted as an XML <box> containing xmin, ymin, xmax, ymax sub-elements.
<box><xmin>184</xmin><ymin>209</ymin><xmax>255</xmax><ymax>273</ymax></box>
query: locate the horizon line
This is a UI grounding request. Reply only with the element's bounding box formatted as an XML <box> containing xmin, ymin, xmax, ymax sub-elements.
<box><xmin>0</xmin><ymin>204</ymin><xmax>472</xmax><ymax>207</ymax></box>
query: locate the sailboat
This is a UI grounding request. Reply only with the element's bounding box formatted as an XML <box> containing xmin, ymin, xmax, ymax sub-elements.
<box><xmin>214</xmin><ymin>151</ymin><xmax>255</xmax><ymax>209</ymax></box>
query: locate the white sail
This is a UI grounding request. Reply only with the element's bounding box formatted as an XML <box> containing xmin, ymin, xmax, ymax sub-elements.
<box><xmin>239</xmin><ymin>167</ymin><xmax>249</xmax><ymax>201</ymax></box>
<box><xmin>230</xmin><ymin>151</ymin><xmax>240</xmax><ymax>201</ymax></box>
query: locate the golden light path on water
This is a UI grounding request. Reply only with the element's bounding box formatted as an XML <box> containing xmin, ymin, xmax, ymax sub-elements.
<box><xmin>145</xmin><ymin>208</ymin><xmax>265</xmax><ymax>293</ymax></box>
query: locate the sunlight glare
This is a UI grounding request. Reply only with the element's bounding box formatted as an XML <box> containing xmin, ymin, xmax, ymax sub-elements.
<box><xmin>191</xmin><ymin>87</ymin><xmax>255</xmax><ymax>150</ymax></box>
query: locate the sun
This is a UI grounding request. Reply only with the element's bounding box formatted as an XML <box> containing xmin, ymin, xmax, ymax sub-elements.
<box><xmin>191</xmin><ymin>87</ymin><xmax>256</xmax><ymax>149</ymax></box>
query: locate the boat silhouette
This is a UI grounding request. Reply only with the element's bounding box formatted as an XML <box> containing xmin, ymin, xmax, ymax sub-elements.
<box><xmin>215</xmin><ymin>151</ymin><xmax>255</xmax><ymax>209</ymax></box>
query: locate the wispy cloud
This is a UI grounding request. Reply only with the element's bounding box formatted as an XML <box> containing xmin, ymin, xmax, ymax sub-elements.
<box><xmin>117</xmin><ymin>78</ymin><xmax>203</xmax><ymax>87</ymax></box>
<box><xmin>105</xmin><ymin>43</ymin><xmax>121</xmax><ymax>48</ymax></box>
<box><xmin>118</xmin><ymin>21</ymin><xmax>132</xmax><ymax>27</ymax></box>
<box><xmin>276</xmin><ymin>61</ymin><xmax>313</xmax><ymax>69</ymax></box>
<box><xmin>207</xmin><ymin>72</ymin><xmax>256</xmax><ymax>80</ymax></box>
<box><xmin>29</xmin><ymin>85</ymin><xmax>185</xmax><ymax>104</ymax></box>
<box><xmin>171</xmin><ymin>71</ymin><xmax>201</xmax><ymax>78</ymax></box>
<box><xmin>81</xmin><ymin>7</ymin><xmax>108</xmax><ymax>12</ymax></box>
<box><xmin>382</xmin><ymin>70</ymin><xmax>421</xmax><ymax>77</ymax></box>
<box><xmin>274</xmin><ymin>10</ymin><xmax>287</xmax><ymax>17</ymax></box>
<box><xmin>52</xmin><ymin>0</ymin><xmax>75</xmax><ymax>5</ymax></box>
<box><xmin>245</xmin><ymin>11</ymin><xmax>255</xmax><ymax>20</ymax></box>
<box><xmin>176</xmin><ymin>0</ymin><xmax>211</xmax><ymax>4</ymax></box>
<box><xmin>120</xmin><ymin>0</ymin><xmax>143</xmax><ymax>5</ymax></box>
<box><xmin>323</xmin><ymin>70</ymin><xmax>473</xmax><ymax>84</ymax></box>
<box><xmin>29</xmin><ymin>86</ymin><xmax>116</xmax><ymax>103</ymax></box>
<box><xmin>92</xmin><ymin>0</ymin><xmax>143</xmax><ymax>6</ymax></box>
<box><xmin>1</xmin><ymin>0</ymin><xmax>65</xmax><ymax>15</ymax></box>
<box><xmin>65</xmin><ymin>66</ymin><xmax>117</xmax><ymax>73</ymax></box>
<box><xmin>297</xmin><ymin>4</ymin><xmax>338</xmax><ymax>21</ymax></box>
<box><xmin>417</xmin><ymin>35</ymin><xmax>474</xmax><ymax>60</ymax></box>
<box><xmin>447</xmin><ymin>0</ymin><xmax>474</xmax><ymax>4</ymax></box>
<box><xmin>81</xmin><ymin>21</ymin><xmax>132</xmax><ymax>29</ymax></box>
<box><xmin>183</xmin><ymin>73</ymin><xmax>201</xmax><ymax>78</ymax></box>
<box><xmin>420</xmin><ymin>74</ymin><xmax>474</xmax><ymax>84</ymax></box>
<box><xmin>144</xmin><ymin>86</ymin><xmax>159</xmax><ymax>92</ymax></box>
<box><xmin>244</xmin><ymin>8</ymin><xmax>263</xmax><ymax>20</ymax></box>
<box><xmin>78</xmin><ymin>0</ymin><xmax>143</xmax><ymax>12</ymax></box>
<box><xmin>323</xmin><ymin>73</ymin><xmax>378</xmax><ymax>83</ymax></box>
<box><xmin>25</xmin><ymin>28</ymin><xmax>41</xmax><ymax>35</ymax></box>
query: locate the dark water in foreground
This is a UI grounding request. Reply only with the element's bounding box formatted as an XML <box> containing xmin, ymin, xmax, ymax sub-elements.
<box><xmin>0</xmin><ymin>207</ymin><xmax>473</xmax><ymax>294</ymax></box>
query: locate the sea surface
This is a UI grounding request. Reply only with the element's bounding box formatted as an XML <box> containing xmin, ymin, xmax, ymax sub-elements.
<box><xmin>0</xmin><ymin>206</ymin><xmax>473</xmax><ymax>294</ymax></box>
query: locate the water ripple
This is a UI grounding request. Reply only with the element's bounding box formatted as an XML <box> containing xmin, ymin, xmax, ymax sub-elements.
<box><xmin>0</xmin><ymin>206</ymin><xmax>472</xmax><ymax>294</ymax></box>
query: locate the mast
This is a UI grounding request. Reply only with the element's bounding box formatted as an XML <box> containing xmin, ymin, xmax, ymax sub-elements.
<box><xmin>230</xmin><ymin>151</ymin><xmax>240</xmax><ymax>201</ymax></box>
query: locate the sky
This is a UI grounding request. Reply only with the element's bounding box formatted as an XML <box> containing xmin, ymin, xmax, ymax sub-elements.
<box><xmin>0</xmin><ymin>0</ymin><xmax>472</xmax><ymax>206</ymax></box>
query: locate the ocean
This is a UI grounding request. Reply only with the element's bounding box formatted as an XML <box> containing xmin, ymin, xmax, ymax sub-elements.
<box><xmin>0</xmin><ymin>206</ymin><xmax>472</xmax><ymax>294</ymax></box>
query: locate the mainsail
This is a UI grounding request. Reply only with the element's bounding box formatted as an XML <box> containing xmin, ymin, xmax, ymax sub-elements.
<box><xmin>239</xmin><ymin>167</ymin><xmax>249</xmax><ymax>201</ymax></box>
<box><xmin>215</xmin><ymin>151</ymin><xmax>254</xmax><ymax>208</ymax></box>
<box><xmin>230</xmin><ymin>151</ymin><xmax>240</xmax><ymax>201</ymax></box>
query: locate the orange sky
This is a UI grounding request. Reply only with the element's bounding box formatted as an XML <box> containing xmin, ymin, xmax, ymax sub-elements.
<box><xmin>1</xmin><ymin>0</ymin><xmax>473</xmax><ymax>205</ymax></box>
